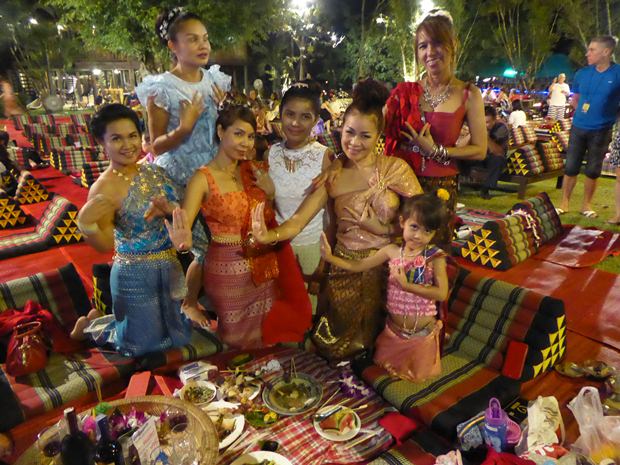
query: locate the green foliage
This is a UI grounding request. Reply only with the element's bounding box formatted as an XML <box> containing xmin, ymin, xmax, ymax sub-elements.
<box><xmin>482</xmin><ymin>0</ymin><xmax>563</xmax><ymax>88</ymax></box>
<box><xmin>45</xmin><ymin>0</ymin><xmax>287</xmax><ymax>70</ymax></box>
<box><xmin>0</xmin><ymin>1</ymin><xmax>82</xmax><ymax>93</ymax></box>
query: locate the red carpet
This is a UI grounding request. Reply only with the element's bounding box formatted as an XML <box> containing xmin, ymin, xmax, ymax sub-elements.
<box><xmin>457</xmin><ymin>257</ymin><xmax>620</xmax><ymax>351</ymax></box>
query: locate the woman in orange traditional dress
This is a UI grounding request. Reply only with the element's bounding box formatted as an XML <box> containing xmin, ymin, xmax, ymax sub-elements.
<box><xmin>167</xmin><ymin>105</ymin><xmax>311</xmax><ymax>349</ymax></box>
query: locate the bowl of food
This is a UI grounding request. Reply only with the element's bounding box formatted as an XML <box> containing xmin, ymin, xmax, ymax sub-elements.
<box><xmin>179</xmin><ymin>380</ymin><xmax>217</xmax><ymax>407</ymax></box>
<box><xmin>203</xmin><ymin>401</ymin><xmax>245</xmax><ymax>449</ymax></box>
<box><xmin>217</xmin><ymin>374</ymin><xmax>262</xmax><ymax>404</ymax></box>
<box><xmin>262</xmin><ymin>373</ymin><xmax>322</xmax><ymax>416</ymax></box>
<box><xmin>313</xmin><ymin>406</ymin><xmax>361</xmax><ymax>442</ymax></box>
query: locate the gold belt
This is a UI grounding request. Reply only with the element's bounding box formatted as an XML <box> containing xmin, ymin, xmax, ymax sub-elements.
<box><xmin>211</xmin><ymin>234</ymin><xmax>244</xmax><ymax>246</ymax></box>
<box><xmin>114</xmin><ymin>248</ymin><xmax>177</xmax><ymax>263</ymax></box>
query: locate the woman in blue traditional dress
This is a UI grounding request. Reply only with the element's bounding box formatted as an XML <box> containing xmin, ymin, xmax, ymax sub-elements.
<box><xmin>136</xmin><ymin>7</ymin><xmax>231</xmax><ymax>325</ymax></box>
<box><xmin>75</xmin><ymin>104</ymin><xmax>191</xmax><ymax>357</ymax></box>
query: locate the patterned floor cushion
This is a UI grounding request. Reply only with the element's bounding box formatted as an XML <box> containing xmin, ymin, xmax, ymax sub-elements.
<box><xmin>35</xmin><ymin>115</ymin><xmax>56</xmax><ymax>126</ymax></box>
<box><xmin>0</xmin><ymin>196</ymin><xmax>82</xmax><ymax>259</ymax></box>
<box><xmin>81</xmin><ymin>160</ymin><xmax>109</xmax><ymax>188</ymax></box>
<box><xmin>0</xmin><ymin>327</ymin><xmax>222</xmax><ymax>432</ymax></box>
<box><xmin>317</xmin><ymin>130</ymin><xmax>343</xmax><ymax>155</ymax></box>
<box><xmin>505</xmin><ymin>145</ymin><xmax>544</xmax><ymax>176</ymax></box>
<box><xmin>460</xmin><ymin>214</ymin><xmax>537</xmax><ymax>270</ymax></box>
<box><xmin>70</xmin><ymin>113</ymin><xmax>94</xmax><ymax>128</ymax></box>
<box><xmin>50</xmin><ymin>148</ymin><xmax>99</xmax><ymax>174</ymax></box>
<box><xmin>508</xmin><ymin>192</ymin><xmax>562</xmax><ymax>245</ymax></box>
<box><xmin>539</xmin><ymin>142</ymin><xmax>565</xmax><ymax>172</ymax></box>
<box><xmin>14</xmin><ymin>171</ymin><xmax>51</xmax><ymax>204</ymax></box>
<box><xmin>11</xmin><ymin>115</ymin><xmax>33</xmax><ymax>131</ymax></box>
<box><xmin>0</xmin><ymin>192</ymin><xmax>28</xmax><ymax>229</ymax></box>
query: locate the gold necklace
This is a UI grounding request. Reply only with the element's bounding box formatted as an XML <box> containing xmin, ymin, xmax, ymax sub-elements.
<box><xmin>111</xmin><ymin>167</ymin><xmax>136</xmax><ymax>182</ymax></box>
<box><xmin>213</xmin><ymin>161</ymin><xmax>239</xmax><ymax>182</ymax></box>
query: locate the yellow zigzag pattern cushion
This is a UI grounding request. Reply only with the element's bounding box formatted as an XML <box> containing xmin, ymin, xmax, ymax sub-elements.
<box><xmin>0</xmin><ymin>193</ymin><xmax>28</xmax><ymax>229</ymax></box>
<box><xmin>14</xmin><ymin>171</ymin><xmax>51</xmax><ymax>204</ymax></box>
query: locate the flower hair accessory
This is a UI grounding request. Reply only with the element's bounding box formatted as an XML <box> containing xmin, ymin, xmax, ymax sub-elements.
<box><xmin>436</xmin><ymin>188</ymin><xmax>450</xmax><ymax>201</ymax></box>
<box><xmin>290</xmin><ymin>82</ymin><xmax>309</xmax><ymax>89</ymax></box>
<box><xmin>158</xmin><ymin>7</ymin><xmax>185</xmax><ymax>41</ymax></box>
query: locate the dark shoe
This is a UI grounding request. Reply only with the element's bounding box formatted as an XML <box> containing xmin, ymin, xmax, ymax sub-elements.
<box><xmin>480</xmin><ymin>189</ymin><xmax>491</xmax><ymax>200</ymax></box>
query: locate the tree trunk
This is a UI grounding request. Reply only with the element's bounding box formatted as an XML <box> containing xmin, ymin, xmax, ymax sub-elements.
<box><xmin>358</xmin><ymin>0</ymin><xmax>366</xmax><ymax>78</ymax></box>
<box><xmin>606</xmin><ymin>0</ymin><xmax>612</xmax><ymax>35</ymax></box>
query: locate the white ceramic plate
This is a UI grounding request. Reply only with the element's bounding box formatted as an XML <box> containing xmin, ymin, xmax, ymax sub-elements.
<box><xmin>217</xmin><ymin>375</ymin><xmax>261</xmax><ymax>403</ymax></box>
<box><xmin>203</xmin><ymin>401</ymin><xmax>245</xmax><ymax>449</ymax></box>
<box><xmin>229</xmin><ymin>451</ymin><xmax>293</xmax><ymax>465</ymax></box>
<box><xmin>456</xmin><ymin>202</ymin><xmax>465</xmax><ymax>210</ymax></box>
<box><xmin>179</xmin><ymin>380</ymin><xmax>217</xmax><ymax>407</ymax></box>
<box><xmin>313</xmin><ymin>406</ymin><xmax>361</xmax><ymax>442</ymax></box>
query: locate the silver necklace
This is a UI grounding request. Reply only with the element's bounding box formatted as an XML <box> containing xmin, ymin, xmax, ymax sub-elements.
<box><xmin>423</xmin><ymin>79</ymin><xmax>452</xmax><ymax>110</ymax></box>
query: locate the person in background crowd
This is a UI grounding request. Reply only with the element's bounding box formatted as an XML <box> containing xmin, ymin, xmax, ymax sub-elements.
<box><xmin>508</xmin><ymin>100</ymin><xmax>527</xmax><ymax>128</ymax></box>
<box><xmin>559</xmin><ymin>35</ymin><xmax>620</xmax><ymax>218</ymax></box>
<box><xmin>479</xmin><ymin>106</ymin><xmax>510</xmax><ymax>199</ymax></box>
<box><xmin>548</xmin><ymin>73</ymin><xmax>570</xmax><ymax>120</ymax></box>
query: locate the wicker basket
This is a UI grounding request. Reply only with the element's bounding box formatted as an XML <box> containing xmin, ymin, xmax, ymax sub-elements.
<box><xmin>16</xmin><ymin>395</ymin><xmax>219</xmax><ymax>464</ymax></box>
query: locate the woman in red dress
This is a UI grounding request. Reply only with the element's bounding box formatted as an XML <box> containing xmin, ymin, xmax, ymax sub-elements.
<box><xmin>384</xmin><ymin>10</ymin><xmax>487</xmax><ymax>247</ymax></box>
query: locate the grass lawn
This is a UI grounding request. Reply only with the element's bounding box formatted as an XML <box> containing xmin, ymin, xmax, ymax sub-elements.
<box><xmin>458</xmin><ymin>174</ymin><xmax>620</xmax><ymax>275</ymax></box>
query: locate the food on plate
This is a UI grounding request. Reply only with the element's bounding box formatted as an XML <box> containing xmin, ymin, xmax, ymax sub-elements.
<box><xmin>206</xmin><ymin>407</ymin><xmax>240</xmax><ymax>441</ymax></box>
<box><xmin>318</xmin><ymin>409</ymin><xmax>357</xmax><ymax>435</ymax></box>
<box><xmin>241</xmin><ymin>461</ymin><xmax>276</xmax><ymax>465</ymax></box>
<box><xmin>244</xmin><ymin>406</ymin><xmax>278</xmax><ymax>428</ymax></box>
<box><xmin>219</xmin><ymin>374</ymin><xmax>261</xmax><ymax>403</ymax></box>
<box><xmin>182</xmin><ymin>382</ymin><xmax>215</xmax><ymax>404</ymax></box>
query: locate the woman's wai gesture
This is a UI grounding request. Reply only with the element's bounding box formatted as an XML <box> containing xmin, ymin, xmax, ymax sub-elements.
<box><xmin>250</xmin><ymin>202</ymin><xmax>274</xmax><ymax>244</ymax></box>
<box><xmin>179</xmin><ymin>91</ymin><xmax>205</xmax><ymax>133</ymax></box>
<box><xmin>400</xmin><ymin>122</ymin><xmax>435</xmax><ymax>154</ymax></box>
<box><xmin>164</xmin><ymin>207</ymin><xmax>192</xmax><ymax>251</ymax></box>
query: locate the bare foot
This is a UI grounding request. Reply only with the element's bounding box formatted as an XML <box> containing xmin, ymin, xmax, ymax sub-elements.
<box><xmin>181</xmin><ymin>302</ymin><xmax>210</xmax><ymax>328</ymax></box>
<box><xmin>607</xmin><ymin>217</ymin><xmax>620</xmax><ymax>225</ymax></box>
<box><xmin>70</xmin><ymin>316</ymin><xmax>91</xmax><ymax>340</ymax></box>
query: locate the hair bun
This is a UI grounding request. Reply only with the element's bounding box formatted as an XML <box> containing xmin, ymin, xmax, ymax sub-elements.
<box><xmin>351</xmin><ymin>78</ymin><xmax>389</xmax><ymax>112</ymax></box>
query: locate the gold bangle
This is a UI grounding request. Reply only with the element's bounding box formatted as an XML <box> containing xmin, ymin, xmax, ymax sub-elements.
<box><xmin>270</xmin><ymin>229</ymin><xmax>280</xmax><ymax>246</ymax></box>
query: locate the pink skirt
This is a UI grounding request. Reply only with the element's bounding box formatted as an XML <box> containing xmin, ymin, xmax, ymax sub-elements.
<box><xmin>373</xmin><ymin>319</ymin><xmax>442</xmax><ymax>383</ymax></box>
<box><xmin>204</xmin><ymin>243</ymin><xmax>274</xmax><ymax>349</ymax></box>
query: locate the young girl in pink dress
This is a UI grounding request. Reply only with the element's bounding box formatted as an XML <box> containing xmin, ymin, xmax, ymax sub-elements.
<box><xmin>320</xmin><ymin>191</ymin><xmax>449</xmax><ymax>382</ymax></box>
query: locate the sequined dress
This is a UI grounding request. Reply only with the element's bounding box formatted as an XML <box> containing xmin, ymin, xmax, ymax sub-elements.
<box><xmin>104</xmin><ymin>165</ymin><xmax>191</xmax><ymax>357</ymax></box>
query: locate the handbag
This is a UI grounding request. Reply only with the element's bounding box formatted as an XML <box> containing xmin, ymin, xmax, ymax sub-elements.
<box><xmin>6</xmin><ymin>321</ymin><xmax>48</xmax><ymax>377</ymax></box>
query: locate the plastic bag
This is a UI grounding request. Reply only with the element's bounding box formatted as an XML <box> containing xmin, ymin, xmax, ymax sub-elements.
<box><xmin>567</xmin><ymin>386</ymin><xmax>620</xmax><ymax>464</ymax></box>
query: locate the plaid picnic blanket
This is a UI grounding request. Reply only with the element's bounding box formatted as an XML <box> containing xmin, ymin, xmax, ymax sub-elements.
<box><xmin>216</xmin><ymin>348</ymin><xmax>393</xmax><ymax>465</ymax></box>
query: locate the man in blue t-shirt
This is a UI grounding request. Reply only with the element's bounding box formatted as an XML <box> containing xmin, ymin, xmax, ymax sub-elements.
<box><xmin>559</xmin><ymin>36</ymin><xmax>620</xmax><ymax>218</ymax></box>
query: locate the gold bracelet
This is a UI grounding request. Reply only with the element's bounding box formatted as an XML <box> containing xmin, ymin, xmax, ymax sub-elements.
<box><xmin>270</xmin><ymin>229</ymin><xmax>280</xmax><ymax>246</ymax></box>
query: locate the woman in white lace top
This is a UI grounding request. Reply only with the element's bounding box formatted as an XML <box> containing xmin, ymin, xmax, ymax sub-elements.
<box><xmin>267</xmin><ymin>81</ymin><xmax>333</xmax><ymax>311</ymax></box>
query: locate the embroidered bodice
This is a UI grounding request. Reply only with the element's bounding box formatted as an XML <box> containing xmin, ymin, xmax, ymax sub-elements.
<box><xmin>114</xmin><ymin>165</ymin><xmax>178</xmax><ymax>254</ymax></box>
<box><xmin>199</xmin><ymin>166</ymin><xmax>249</xmax><ymax>237</ymax></box>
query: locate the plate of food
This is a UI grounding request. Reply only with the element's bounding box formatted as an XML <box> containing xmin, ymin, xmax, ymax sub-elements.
<box><xmin>313</xmin><ymin>406</ymin><xmax>361</xmax><ymax>442</ymax></box>
<box><xmin>229</xmin><ymin>451</ymin><xmax>293</xmax><ymax>465</ymax></box>
<box><xmin>263</xmin><ymin>373</ymin><xmax>322</xmax><ymax>416</ymax></box>
<box><xmin>217</xmin><ymin>373</ymin><xmax>262</xmax><ymax>403</ymax></box>
<box><xmin>203</xmin><ymin>401</ymin><xmax>245</xmax><ymax>449</ymax></box>
<box><xmin>244</xmin><ymin>405</ymin><xmax>279</xmax><ymax>429</ymax></box>
<box><xmin>179</xmin><ymin>380</ymin><xmax>217</xmax><ymax>407</ymax></box>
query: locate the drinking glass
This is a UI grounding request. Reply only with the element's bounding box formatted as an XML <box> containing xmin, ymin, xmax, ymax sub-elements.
<box><xmin>170</xmin><ymin>422</ymin><xmax>198</xmax><ymax>465</ymax></box>
<box><xmin>36</xmin><ymin>427</ymin><xmax>62</xmax><ymax>465</ymax></box>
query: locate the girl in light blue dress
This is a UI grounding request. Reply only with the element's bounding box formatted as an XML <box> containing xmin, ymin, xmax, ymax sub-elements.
<box><xmin>136</xmin><ymin>8</ymin><xmax>231</xmax><ymax>325</ymax></box>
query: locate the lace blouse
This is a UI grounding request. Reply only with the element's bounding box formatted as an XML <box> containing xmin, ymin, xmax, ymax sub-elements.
<box><xmin>268</xmin><ymin>140</ymin><xmax>327</xmax><ymax>246</ymax></box>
